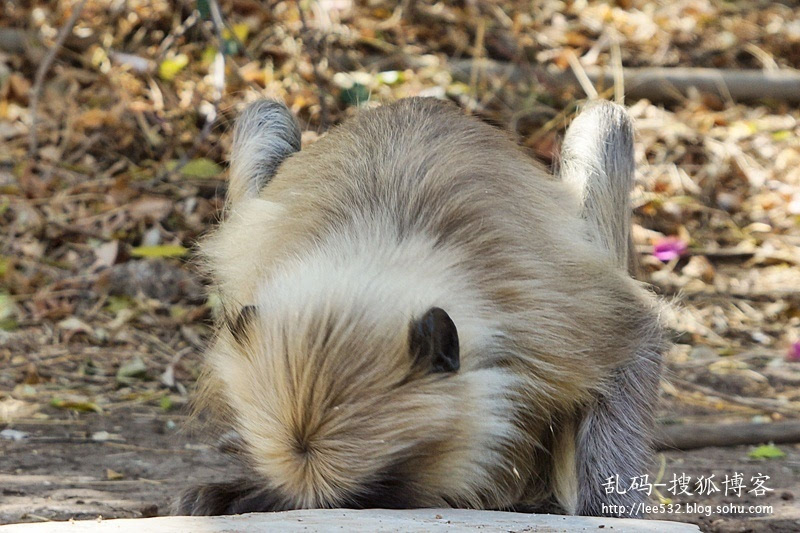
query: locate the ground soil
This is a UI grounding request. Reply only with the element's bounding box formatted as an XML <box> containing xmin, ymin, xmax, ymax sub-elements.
<box><xmin>1</xmin><ymin>405</ymin><xmax>798</xmax><ymax>532</ymax></box>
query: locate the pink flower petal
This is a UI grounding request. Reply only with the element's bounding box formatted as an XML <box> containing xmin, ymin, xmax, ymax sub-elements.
<box><xmin>787</xmin><ymin>342</ymin><xmax>800</xmax><ymax>362</ymax></box>
<box><xmin>653</xmin><ymin>237</ymin><xmax>688</xmax><ymax>262</ymax></box>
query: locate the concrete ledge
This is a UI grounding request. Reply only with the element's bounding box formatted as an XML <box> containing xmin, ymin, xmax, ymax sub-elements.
<box><xmin>0</xmin><ymin>509</ymin><xmax>700</xmax><ymax>532</ymax></box>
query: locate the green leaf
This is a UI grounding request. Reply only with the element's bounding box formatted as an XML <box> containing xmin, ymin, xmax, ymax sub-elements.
<box><xmin>50</xmin><ymin>398</ymin><xmax>103</xmax><ymax>413</ymax></box>
<box><xmin>772</xmin><ymin>130</ymin><xmax>791</xmax><ymax>141</ymax></box>
<box><xmin>130</xmin><ymin>245</ymin><xmax>188</xmax><ymax>258</ymax></box>
<box><xmin>180</xmin><ymin>157</ymin><xmax>223</xmax><ymax>178</ymax></box>
<box><xmin>105</xmin><ymin>295</ymin><xmax>135</xmax><ymax>313</ymax></box>
<box><xmin>160</xmin><ymin>396</ymin><xmax>173</xmax><ymax>412</ymax></box>
<box><xmin>749</xmin><ymin>443</ymin><xmax>786</xmax><ymax>459</ymax></box>
<box><xmin>229</xmin><ymin>23</ymin><xmax>250</xmax><ymax>43</ymax></box>
<box><xmin>158</xmin><ymin>54</ymin><xmax>189</xmax><ymax>81</ymax></box>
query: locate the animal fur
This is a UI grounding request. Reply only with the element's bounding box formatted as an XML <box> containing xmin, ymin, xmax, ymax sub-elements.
<box><xmin>177</xmin><ymin>98</ymin><xmax>665</xmax><ymax>517</ymax></box>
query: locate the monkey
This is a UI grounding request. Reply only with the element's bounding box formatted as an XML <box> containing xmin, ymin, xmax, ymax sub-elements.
<box><xmin>176</xmin><ymin>97</ymin><xmax>665</xmax><ymax>517</ymax></box>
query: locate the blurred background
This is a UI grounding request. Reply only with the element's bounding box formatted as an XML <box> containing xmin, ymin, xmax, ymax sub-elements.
<box><xmin>0</xmin><ymin>1</ymin><xmax>799</xmax><ymax>531</ymax></box>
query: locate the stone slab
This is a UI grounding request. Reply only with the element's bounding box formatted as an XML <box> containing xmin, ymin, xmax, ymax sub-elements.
<box><xmin>0</xmin><ymin>509</ymin><xmax>700</xmax><ymax>532</ymax></box>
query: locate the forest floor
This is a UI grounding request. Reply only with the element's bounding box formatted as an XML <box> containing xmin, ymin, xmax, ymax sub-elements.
<box><xmin>1</xmin><ymin>1</ymin><xmax>799</xmax><ymax>531</ymax></box>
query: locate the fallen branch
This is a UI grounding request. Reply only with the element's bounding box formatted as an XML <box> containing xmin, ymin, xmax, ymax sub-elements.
<box><xmin>655</xmin><ymin>421</ymin><xmax>800</xmax><ymax>451</ymax></box>
<box><xmin>446</xmin><ymin>59</ymin><xmax>800</xmax><ymax>104</ymax></box>
<box><xmin>670</xmin><ymin>377</ymin><xmax>799</xmax><ymax>416</ymax></box>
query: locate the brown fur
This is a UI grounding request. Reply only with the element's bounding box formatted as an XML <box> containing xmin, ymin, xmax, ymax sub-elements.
<box><xmin>179</xmin><ymin>98</ymin><xmax>664</xmax><ymax>516</ymax></box>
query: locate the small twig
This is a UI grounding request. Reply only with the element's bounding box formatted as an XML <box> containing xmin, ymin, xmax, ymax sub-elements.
<box><xmin>21</xmin><ymin>514</ymin><xmax>52</xmax><ymax>523</ymax></box>
<box><xmin>466</xmin><ymin>18</ymin><xmax>486</xmax><ymax>114</ymax></box>
<box><xmin>28</xmin><ymin>0</ymin><xmax>88</xmax><ymax>157</ymax></box>
<box><xmin>43</xmin><ymin>369</ymin><xmax>110</xmax><ymax>384</ymax></box>
<box><xmin>743</xmin><ymin>43</ymin><xmax>779</xmax><ymax>71</ymax></box>
<box><xmin>103</xmin><ymin>441</ymin><xmax>198</xmax><ymax>454</ymax></box>
<box><xmin>155</xmin><ymin>8</ymin><xmax>200</xmax><ymax>62</ymax></box>
<box><xmin>131</xmin><ymin>329</ymin><xmax>179</xmax><ymax>360</ymax></box>
<box><xmin>446</xmin><ymin>58</ymin><xmax>800</xmax><ymax>103</ymax></box>
<box><xmin>671</xmin><ymin>377</ymin><xmax>799</xmax><ymax>416</ymax></box>
<box><xmin>610</xmin><ymin>36</ymin><xmax>624</xmax><ymax>104</ymax></box>
<box><xmin>10</xmin><ymin>288</ymin><xmax>92</xmax><ymax>302</ymax></box>
<box><xmin>655</xmin><ymin>421</ymin><xmax>800</xmax><ymax>451</ymax></box>
<box><xmin>23</xmin><ymin>436</ymin><xmax>127</xmax><ymax>445</ymax></box>
<box><xmin>207</xmin><ymin>0</ymin><xmax>226</xmax><ymax>103</ymax></box>
<box><xmin>565</xmin><ymin>50</ymin><xmax>598</xmax><ymax>99</ymax></box>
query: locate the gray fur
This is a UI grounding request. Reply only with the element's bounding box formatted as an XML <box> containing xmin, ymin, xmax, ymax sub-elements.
<box><xmin>227</xmin><ymin>100</ymin><xmax>301</xmax><ymax>205</ymax></box>
<box><xmin>560</xmin><ymin>101</ymin><xmax>665</xmax><ymax>517</ymax></box>
<box><xmin>559</xmin><ymin>101</ymin><xmax>635</xmax><ymax>269</ymax></box>
<box><xmin>576</xmin><ymin>335</ymin><xmax>664</xmax><ymax>517</ymax></box>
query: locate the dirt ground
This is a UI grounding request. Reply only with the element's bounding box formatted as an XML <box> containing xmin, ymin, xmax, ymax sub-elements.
<box><xmin>0</xmin><ymin>402</ymin><xmax>797</xmax><ymax>532</ymax></box>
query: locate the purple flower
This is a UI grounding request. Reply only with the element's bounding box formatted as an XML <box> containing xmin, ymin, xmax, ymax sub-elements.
<box><xmin>653</xmin><ymin>237</ymin><xmax>688</xmax><ymax>262</ymax></box>
<box><xmin>788</xmin><ymin>342</ymin><xmax>800</xmax><ymax>363</ymax></box>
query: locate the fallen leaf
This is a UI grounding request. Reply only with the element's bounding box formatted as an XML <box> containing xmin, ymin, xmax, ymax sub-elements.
<box><xmin>0</xmin><ymin>398</ymin><xmax>38</xmax><ymax>423</ymax></box>
<box><xmin>160</xmin><ymin>396</ymin><xmax>173</xmax><ymax>411</ymax></box>
<box><xmin>0</xmin><ymin>292</ymin><xmax>19</xmax><ymax>331</ymax></box>
<box><xmin>179</xmin><ymin>158</ymin><xmax>223</xmax><ymax>178</ymax></box>
<box><xmin>106</xmin><ymin>468</ymin><xmax>125</xmax><ymax>480</ymax></box>
<box><xmin>130</xmin><ymin>245</ymin><xmax>188</xmax><ymax>258</ymax></box>
<box><xmin>57</xmin><ymin>317</ymin><xmax>95</xmax><ymax>342</ymax></box>
<box><xmin>75</xmin><ymin>108</ymin><xmax>117</xmax><ymax>131</ymax></box>
<box><xmin>748</xmin><ymin>444</ymin><xmax>786</xmax><ymax>459</ymax></box>
<box><xmin>116</xmin><ymin>357</ymin><xmax>148</xmax><ymax>385</ymax></box>
<box><xmin>92</xmin><ymin>240</ymin><xmax>119</xmax><ymax>270</ymax></box>
<box><xmin>158</xmin><ymin>54</ymin><xmax>189</xmax><ymax>81</ymax></box>
<box><xmin>50</xmin><ymin>398</ymin><xmax>103</xmax><ymax>413</ymax></box>
<box><xmin>128</xmin><ymin>196</ymin><xmax>173</xmax><ymax>222</ymax></box>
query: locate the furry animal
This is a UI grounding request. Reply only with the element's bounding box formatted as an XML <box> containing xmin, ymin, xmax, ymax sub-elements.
<box><xmin>177</xmin><ymin>97</ymin><xmax>665</xmax><ymax>517</ymax></box>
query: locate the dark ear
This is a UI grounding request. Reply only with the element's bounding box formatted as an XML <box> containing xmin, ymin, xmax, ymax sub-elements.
<box><xmin>409</xmin><ymin>307</ymin><xmax>460</xmax><ymax>373</ymax></box>
<box><xmin>227</xmin><ymin>305</ymin><xmax>257</xmax><ymax>340</ymax></box>
<box><xmin>228</xmin><ymin>100</ymin><xmax>301</xmax><ymax>206</ymax></box>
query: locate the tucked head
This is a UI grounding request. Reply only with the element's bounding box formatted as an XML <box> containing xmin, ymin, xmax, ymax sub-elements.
<box><xmin>206</xmin><ymin>241</ymin><xmax>520</xmax><ymax>510</ymax></box>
